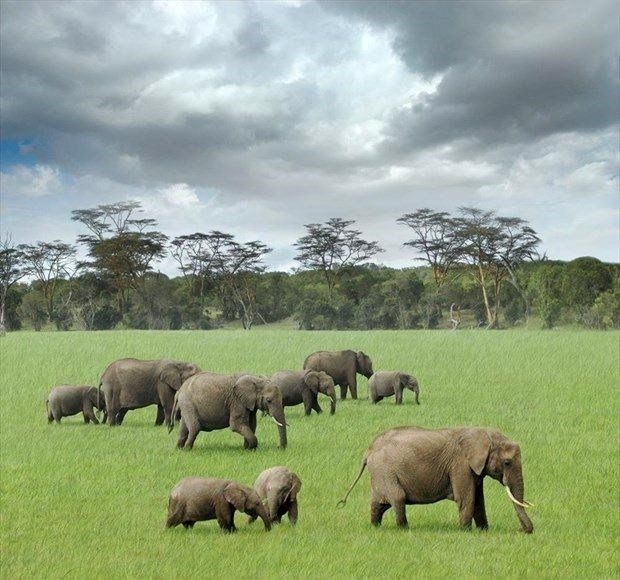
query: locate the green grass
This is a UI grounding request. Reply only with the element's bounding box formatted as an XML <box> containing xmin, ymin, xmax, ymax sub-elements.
<box><xmin>1</xmin><ymin>329</ymin><xmax>618</xmax><ymax>578</ymax></box>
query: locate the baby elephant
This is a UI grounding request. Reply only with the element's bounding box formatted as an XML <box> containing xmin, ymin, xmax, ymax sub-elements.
<box><xmin>368</xmin><ymin>371</ymin><xmax>420</xmax><ymax>405</ymax></box>
<box><xmin>251</xmin><ymin>466</ymin><xmax>302</xmax><ymax>525</ymax></box>
<box><xmin>46</xmin><ymin>385</ymin><xmax>106</xmax><ymax>423</ymax></box>
<box><xmin>166</xmin><ymin>477</ymin><xmax>271</xmax><ymax>533</ymax></box>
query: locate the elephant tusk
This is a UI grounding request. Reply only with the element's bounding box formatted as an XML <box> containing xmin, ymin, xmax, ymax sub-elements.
<box><xmin>505</xmin><ymin>486</ymin><xmax>534</xmax><ymax>509</ymax></box>
<box><xmin>270</xmin><ymin>416</ymin><xmax>285</xmax><ymax>428</ymax></box>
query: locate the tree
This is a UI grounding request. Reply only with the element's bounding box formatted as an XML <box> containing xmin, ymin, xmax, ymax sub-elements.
<box><xmin>456</xmin><ymin>207</ymin><xmax>540</xmax><ymax>328</ymax></box>
<box><xmin>71</xmin><ymin>201</ymin><xmax>167</xmax><ymax>315</ymax></box>
<box><xmin>294</xmin><ymin>218</ymin><xmax>383</xmax><ymax>299</ymax></box>
<box><xmin>20</xmin><ymin>241</ymin><xmax>77</xmax><ymax>320</ymax></box>
<box><xmin>0</xmin><ymin>236</ymin><xmax>29</xmax><ymax>335</ymax></box>
<box><xmin>562</xmin><ymin>257</ymin><xmax>612</xmax><ymax>312</ymax></box>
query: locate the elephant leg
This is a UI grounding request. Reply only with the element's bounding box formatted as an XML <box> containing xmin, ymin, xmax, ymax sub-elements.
<box><xmin>106</xmin><ymin>392</ymin><xmax>120</xmax><ymax>426</ymax></box>
<box><xmin>184</xmin><ymin>424</ymin><xmax>200</xmax><ymax>450</ymax></box>
<box><xmin>216</xmin><ymin>503</ymin><xmax>236</xmax><ymax>532</ymax></box>
<box><xmin>231</xmin><ymin>420</ymin><xmax>258</xmax><ymax>450</ymax></box>
<box><xmin>339</xmin><ymin>384</ymin><xmax>348</xmax><ymax>400</ymax></box>
<box><xmin>177</xmin><ymin>419</ymin><xmax>189</xmax><ymax>449</ymax></box>
<box><xmin>370</xmin><ymin>501</ymin><xmax>390</xmax><ymax>526</ymax></box>
<box><xmin>311</xmin><ymin>398</ymin><xmax>323</xmax><ymax>414</ymax></box>
<box><xmin>348</xmin><ymin>374</ymin><xmax>358</xmax><ymax>400</ymax></box>
<box><xmin>115</xmin><ymin>408</ymin><xmax>128</xmax><ymax>425</ymax></box>
<box><xmin>456</xmin><ymin>485</ymin><xmax>476</xmax><ymax>529</ymax></box>
<box><xmin>155</xmin><ymin>405</ymin><xmax>165</xmax><ymax>426</ymax></box>
<box><xmin>394</xmin><ymin>387</ymin><xmax>403</xmax><ymax>405</ymax></box>
<box><xmin>473</xmin><ymin>481</ymin><xmax>488</xmax><ymax>530</ymax></box>
<box><xmin>182</xmin><ymin>521</ymin><xmax>195</xmax><ymax>529</ymax></box>
<box><xmin>83</xmin><ymin>401</ymin><xmax>99</xmax><ymax>424</ymax></box>
<box><xmin>392</xmin><ymin>495</ymin><xmax>408</xmax><ymax>528</ymax></box>
<box><xmin>301</xmin><ymin>389</ymin><xmax>314</xmax><ymax>415</ymax></box>
<box><xmin>288</xmin><ymin>500</ymin><xmax>298</xmax><ymax>525</ymax></box>
<box><xmin>248</xmin><ymin>412</ymin><xmax>257</xmax><ymax>434</ymax></box>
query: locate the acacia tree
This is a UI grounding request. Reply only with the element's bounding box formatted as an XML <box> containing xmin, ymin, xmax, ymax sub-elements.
<box><xmin>20</xmin><ymin>241</ymin><xmax>77</xmax><ymax>320</ymax></box>
<box><xmin>71</xmin><ymin>201</ymin><xmax>167</xmax><ymax>315</ymax></box>
<box><xmin>0</xmin><ymin>236</ymin><xmax>29</xmax><ymax>335</ymax></box>
<box><xmin>456</xmin><ymin>207</ymin><xmax>540</xmax><ymax>328</ymax></box>
<box><xmin>294</xmin><ymin>218</ymin><xmax>383</xmax><ymax>299</ymax></box>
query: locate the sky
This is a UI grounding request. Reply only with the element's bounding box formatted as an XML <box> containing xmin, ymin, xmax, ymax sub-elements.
<box><xmin>1</xmin><ymin>0</ymin><xmax>618</xmax><ymax>274</ymax></box>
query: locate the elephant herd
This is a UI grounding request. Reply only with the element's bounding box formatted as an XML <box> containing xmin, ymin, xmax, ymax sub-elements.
<box><xmin>45</xmin><ymin>348</ymin><xmax>534</xmax><ymax>534</ymax></box>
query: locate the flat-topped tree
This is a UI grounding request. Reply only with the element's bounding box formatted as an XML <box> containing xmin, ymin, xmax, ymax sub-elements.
<box><xmin>71</xmin><ymin>201</ymin><xmax>167</xmax><ymax>315</ymax></box>
<box><xmin>294</xmin><ymin>218</ymin><xmax>383</xmax><ymax>300</ymax></box>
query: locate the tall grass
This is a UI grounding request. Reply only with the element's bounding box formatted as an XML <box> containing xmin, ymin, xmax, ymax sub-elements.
<box><xmin>1</xmin><ymin>330</ymin><xmax>618</xmax><ymax>578</ymax></box>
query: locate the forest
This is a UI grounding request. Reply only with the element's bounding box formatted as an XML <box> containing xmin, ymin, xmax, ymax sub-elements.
<box><xmin>1</xmin><ymin>201</ymin><xmax>618</xmax><ymax>333</ymax></box>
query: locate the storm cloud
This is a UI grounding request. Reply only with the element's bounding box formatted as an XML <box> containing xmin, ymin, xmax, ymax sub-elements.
<box><xmin>1</xmin><ymin>0</ymin><xmax>617</xmax><ymax>269</ymax></box>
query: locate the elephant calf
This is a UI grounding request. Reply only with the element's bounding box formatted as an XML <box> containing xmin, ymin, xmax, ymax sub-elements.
<box><xmin>166</xmin><ymin>477</ymin><xmax>271</xmax><ymax>533</ymax></box>
<box><xmin>270</xmin><ymin>370</ymin><xmax>337</xmax><ymax>415</ymax></box>
<box><xmin>46</xmin><ymin>385</ymin><xmax>106</xmax><ymax>424</ymax></box>
<box><xmin>368</xmin><ymin>371</ymin><xmax>420</xmax><ymax>405</ymax></box>
<box><xmin>252</xmin><ymin>466</ymin><xmax>302</xmax><ymax>525</ymax></box>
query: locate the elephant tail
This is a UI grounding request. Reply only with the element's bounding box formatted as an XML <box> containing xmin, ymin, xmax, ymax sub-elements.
<box><xmin>337</xmin><ymin>457</ymin><xmax>367</xmax><ymax>508</ymax></box>
<box><xmin>168</xmin><ymin>393</ymin><xmax>179</xmax><ymax>434</ymax></box>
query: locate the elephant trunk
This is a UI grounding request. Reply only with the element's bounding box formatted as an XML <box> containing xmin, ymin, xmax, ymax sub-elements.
<box><xmin>327</xmin><ymin>386</ymin><xmax>337</xmax><ymax>415</ymax></box>
<box><xmin>255</xmin><ymin>504</ymin><xmax>272</xmax><ymax>531</ymax></box>
<box><xmin>504</xmin><ymin>472</ymin><xmax>533</xmax><ymax>534</ymax></box>
<box><xmin>271</xmin><ymin>406</ymin><xmax>287</xmax><ymax>449</ymax></box>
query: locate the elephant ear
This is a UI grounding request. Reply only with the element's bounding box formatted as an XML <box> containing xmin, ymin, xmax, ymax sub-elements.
<box><xmin>160</xmin><ymin>363</ymin><xmax>183</xmax><ymax>391</ymax></box>
<box><xmin>223</xmin><ymin>484</ymin><xmax>247</xmax><ymax>512</ymax></box>
<box><xmin>233</xmin><ymin>375</ymin><xmax>258</xmax><ymax>411</ymax></box>
<box><xmin>304</xmin><ymin>371</ymin><xmax>320</xmax><ymax>394</ymax></box>
<box><xmin>399</xmin><ymin>374</ymin><xmax>412</xmax><ymax>387</ymax></box>
<box><xmin>460</xmin><ymin>429</ymin><xmax>492</xmax><ymax>476</ymax></box>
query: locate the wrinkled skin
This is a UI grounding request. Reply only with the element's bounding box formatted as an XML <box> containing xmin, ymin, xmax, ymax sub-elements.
<box><xmin>369</xmin><ymin>371</ymin><xmax>420</xmax><ymax>405</ymax></box>
<box><xmin>303</xmin><ymin>350</ymin><xmax>373</xmax><ymax>400</ymax></box>
<box><xmin>166</xmin><ymin>477</ymin><xmax>271</xmax><ymax>533</ymax></box>
<box><xmin>100</xmin><ymin>358</ymin><xmax>201</xmax><ymax>427</ymax></box>
<box><xmin>46</xmin><ymin>385</ymin><xmax>107</xmax><ymax>424</ymax></box>
<box><xmin>340</xmin><ymin>426</ymin><xmax>533</xmax><ymax>534</ymax></box>
<box><xmin>170</xmin><ymin>373</ymin><xmax>288</xmax><ymax>450</ymax></box>
<box><xmin>270</xmin><ymin>370</ymin><xmax>337</xmax><ymax>415</ymax></box>
<box><xmin>250</xmin><ymin>466</ymin><xmax>302</xmax><ymax>525</ymax></box>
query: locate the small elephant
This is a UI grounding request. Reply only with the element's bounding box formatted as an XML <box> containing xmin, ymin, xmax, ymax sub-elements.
<box><xmin>46</xmin><ymin>385</ymin><xmax>106</xmax><ymax>424</ymax></box>
<box><xmin>251</xmin><ymin>466</ymin><xmax>302</xmax><ymax>525</ymax></box>
<box><xmin>270</xmin><ymin>370</ymin><xmax>337</xmax><ymax>415</ymax></box>
<box><xmin>339</xmin><ymin>426</ymin><xmax>534</xmax><ymax>534</ymax></box>
<box><xmin>100</xmin><ymin>358</ymin><xmax>201</xmax><ymax>427</ymax></box>
<box><xmin>368</xmin><ymin>371</ymin><xmax>420</xmax><ymax>405</ymax></box>
<box><xmin>170</xmin><ymin>373</ymin><xmax>287</xmax><ymax>450</ymax></box>
<box><xmin>303</xmin><ymin>349</ymin><xmax>373</xmax><ymax>400</ymax></box>
<box><xmin>166</xmin><ymin>477</ymin><xmax>271</xmax><ymax>532</ymax></box>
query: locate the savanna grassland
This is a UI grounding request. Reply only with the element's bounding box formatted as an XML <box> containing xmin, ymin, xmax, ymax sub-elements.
<box><xmin>0</xmin><ymin>329</ymin><xmax>618</xmax><ymax>578</ymax></box>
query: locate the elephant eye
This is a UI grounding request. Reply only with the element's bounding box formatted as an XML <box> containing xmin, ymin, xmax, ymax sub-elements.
<box><xmin>503</xmin><ymin>459</ymin><xmax>512</xmax><ymax>467</ymax></box>
<box><xmin>266</xmin><ymin>398</ymin><xmax>272</xmax><ymax>403</ymax></box>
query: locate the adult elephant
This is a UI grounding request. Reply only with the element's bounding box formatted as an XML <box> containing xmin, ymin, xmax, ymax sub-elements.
<box><xmin>169</xmin><ymin>372</ymin><xmax>287</xmax><ymax>450</ymax></box>
<box><xmin>100</xmin><ymin>358</ymin><xmax>201</xmax><ymax>427</ymax></box>
<box><xmin>368</xmin><ymin>371</ymin><xmax>420</xmax><ymax>405</ymax></box>
<box><xmin>270</xmin><ymin>370</ymin><xmax>337</xmax><ymax>415</ymax></box>
<box><xmin>303</xmin><ymin>350</ymin><xmax>373</xmax><ymax>400</ymax></box>
<box><xmin>338</xmin><ymin>426</ymin><xmax>534</xmax><ymax>533</ymax></box>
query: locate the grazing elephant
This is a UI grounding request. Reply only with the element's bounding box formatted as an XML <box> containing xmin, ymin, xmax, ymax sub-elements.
<box><xmin>100</xmin><ymin>358</ymin><xmax>201</xmax><ymax>427</ymax></box>
<box><xmin>170</xmin><ymin>373</ymin><xmax>288</xmax><ymax>450</ymax></box>
<box><xmin>46</xmin><ymin>385</ymin><xmax>106</xmax><ymax>424</ymax></box>
<box><xmin>270</xmin><ymin>370</ymin><xmax>337</xmax><ymax>415</ymax></box>
<box><xmin>303</xmin><ymin>350</ymin><xmax>373</xmax><ymax>400</ymax></box>
<box><xmin>368</xmin><ymin>371</ymin><xmax>420</xmax><ymax>405</ymax></box>
<box><xmin>251</xmin><ymin>466</ymin><xmax>301</xmax><ymax>525</ymax></box>
<box><xmin>166</xmin><ymin>477</ymin><xmax>271</xmax><ymax>532</ymax></box>
<box><xmin>338</xmin><ymin>426</ymin><xmax>534</xmax><ymax>534</ymax></box>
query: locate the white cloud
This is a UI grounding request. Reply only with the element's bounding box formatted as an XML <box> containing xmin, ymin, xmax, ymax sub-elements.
<box><xmin>0</xmin><ymin>164</ymin><xmax>63</xmax><ymax>197</ymax></box>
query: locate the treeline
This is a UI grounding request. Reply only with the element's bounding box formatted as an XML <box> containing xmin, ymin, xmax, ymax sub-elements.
<box><xmin>1</xmin><ymin>202</ymin><xmax>618</xmax><ymax>332</ymax></box>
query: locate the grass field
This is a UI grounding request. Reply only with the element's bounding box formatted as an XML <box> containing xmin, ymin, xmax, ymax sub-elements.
<box><xmin>1</xmin><ymin>329</ymin><xmax>618</xmax><ymax>578</ymax></box>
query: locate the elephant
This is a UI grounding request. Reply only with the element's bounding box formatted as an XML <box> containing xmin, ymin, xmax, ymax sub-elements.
<box><xmin>270</xmin><ymin>370</ymin><xmax>337</xmax><ymax>415</ymax></box>
<box><xmin>251</xmin><ymin>466</ymin><xmax>302</xmax><ymax>525</ymax></box>
<box><xmin>169</xmin><ymin>372</ymin><xmax>288</xmax><ymax>450</ymax></box>
<box><xmin>368</xmin><ymin>371</ymin><xmax>420</xmax><ymax>405</ymax></box>
<box><xmin>46</xmin><ymin>385</ymin><xmax>106</xmax><ymax>424</ymax></box>
<box><xmin>338</xmin><ymin>426</ymin><xmax>534</xmax><ymax>534</ymax></box>
<box><xmin>303</xmin><ymin>350</ymin><xmax>374</xmax><ymax>400</ymax></box>
<box><xmin>166</xmin><ymin>477</ymin><xmax>271</xmax><ymax>533</ymax></box>
<box><xmin>99</xmin><ymin>358</ymin><xmax>201</xmax><ymax>427</ymax></box>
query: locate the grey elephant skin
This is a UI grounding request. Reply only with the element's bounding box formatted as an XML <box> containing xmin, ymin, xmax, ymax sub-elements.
<box><xmin>166</xmin><ymin>477</ymin><xmax>271</xmax><ymax>532</ymax></box>
<box><xmin>303</xmin><ymin>350</ymin><xmax>373</xmax><ymax>400</ymax></box>
<box><xmin>251</xmin><ymin>466</ymin><xmax>302</xmax><ymax>525</ymax></box>
<box><xmin>46</xmin><ymin>385</ymin><xmax>106</xmax><ymax>424</ymax></box>
<box><xmin>368</xmin><ymin>371</ymin><xmax>420</xmax><ymax>405</ymax></box>
<box><xmin>170</xmin><ymin>372</ymin><xmax>288</xmax><ymax>450</ymax></box>
<box><xmin>270</xmin><ymin>370</ymin><xmax>337</xmax><ymax>415</ymax></box>
<box><xmin>339</xmin><ymin>426</ymin><xmax>534</xmax><ymax>533</ymax></box>
<box><xmin>99</xmin><ymin>358</ymin><xmax>201</xmax><ymax>427</ymax></box>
